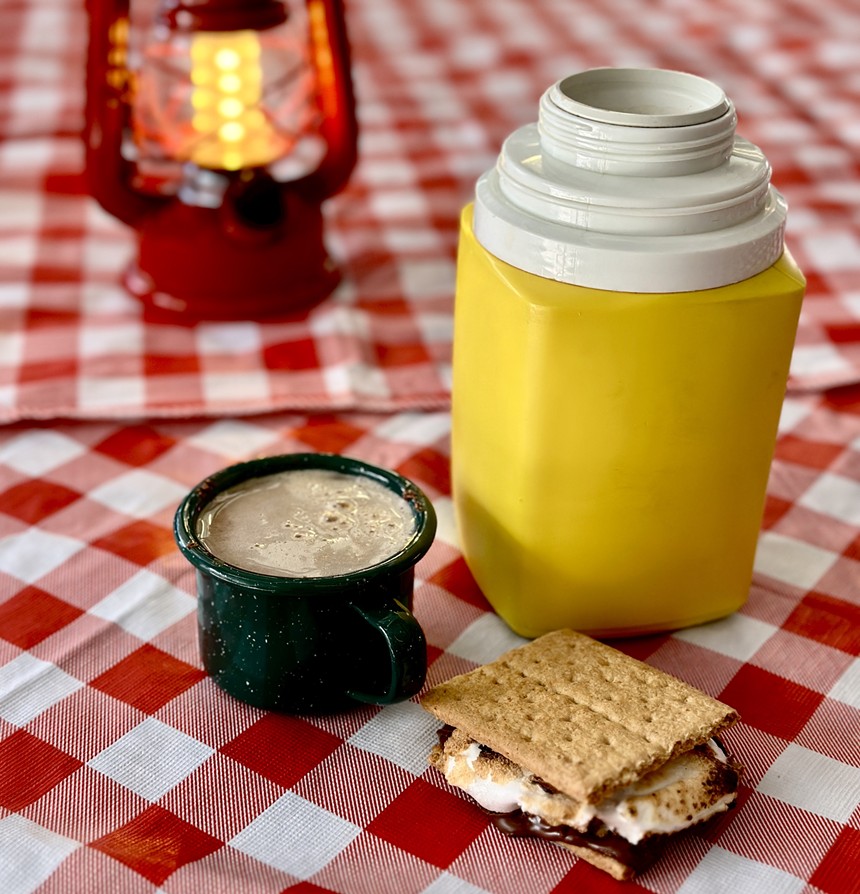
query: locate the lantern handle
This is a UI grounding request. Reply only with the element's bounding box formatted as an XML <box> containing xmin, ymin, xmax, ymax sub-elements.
<box><xmin>296</xmin><ymin>0</ymin><xmax>358</xmax><ymax>201</ymax></box>
<box><xmin>84</xmin><ymin>0</ymin><xmax>167</xmax><ymax>227</ymax></box>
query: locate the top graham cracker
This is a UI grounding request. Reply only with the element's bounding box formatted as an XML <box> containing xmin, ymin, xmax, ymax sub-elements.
<box><xmin>421</xmin><ymin>628</ymin><xmax>739</xmax><ymax>804</ymax></box>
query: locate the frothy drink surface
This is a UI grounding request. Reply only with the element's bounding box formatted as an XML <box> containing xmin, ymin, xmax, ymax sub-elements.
<box><xmin>197</xmin><ymin>468</ymin><xmax>416</xmax><ymax>578</ymax></box>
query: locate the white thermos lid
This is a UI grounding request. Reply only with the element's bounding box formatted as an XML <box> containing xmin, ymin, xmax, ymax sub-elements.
<box><xmin>473</xmin><ymin>68</ymin><xmax>787</xmax><ymax>292</ymax></box>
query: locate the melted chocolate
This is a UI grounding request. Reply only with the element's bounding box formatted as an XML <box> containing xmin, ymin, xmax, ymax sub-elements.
<box><xmin>491</xmin><ymin>810</ymin><xmax>669</xmax><ymax>874</ymax></box>
<box><xmin>436</xmin><ymin>725</ymin><xmax>454</xmax><ymax>747</ymax></box>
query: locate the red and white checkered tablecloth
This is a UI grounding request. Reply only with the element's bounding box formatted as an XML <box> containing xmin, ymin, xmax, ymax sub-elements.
<box><xmin>1</xmin><ymin>0</ymin><xmax>859</xmax><ymax>892</ymax></box>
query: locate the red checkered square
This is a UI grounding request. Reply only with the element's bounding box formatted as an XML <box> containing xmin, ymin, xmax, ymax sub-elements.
<box><xmin>92</xmin><ymin>520</ymin><xmax>178</xmax><ymax>567</ymax></box>
<box><xmin>159</xmin><ymin>752</ymin><xmax>285</xmax><ymax>841</ymax></box>
<box><xmin>262</xmin><ymin>337</ymin><xmax>320</xmax><ymax>370</ymax></box>
<box><xmin>0</xmin><ymin>586</ymin><xmax>83</xmax><ymax>648</ymax></box>
<box><xmin>25</xmin><ymin>300</ymin><xmax>80</xmax><ymax>324</ymax></box>
<box><xmin>844</xmin><ymin>533</ymin><xmax>860</xmax><ymax>563</ymax></box>
<box><xmin>17</xmin><ymin>357</ymin><xmax>79</xmax><ymax>384</ymax></box>
<box><xmin>824</xmin><ymin>387</ymin><xmax>860</xmax><ymax>414</ymax></box>
<box><xmin>553</xmin><ymin>860</ymin><xmax>653</xmax><ymax>893</ymax></box>
<box><xmin>220</xmin><ymin>713</ymin><xmax>343</xmax><ymax>788</ymax></box>
<box><xmin>762</xmin><ymin>493</ymin><xmax>795</xmax><ymax>529</ymax></box>
<box><xmin>824</xmin><ymin>322</ymin><xmax>860</xmax><ymax>345</ymax></box>
<box><xmin>0</xmin><ymin>730</ymin><xmax>82</xmax><ymax>811</ymax></box>
<box><xmin>0</xmin><ymin>479</ymin><xmax>81</xmax><ymax>524</ymax></box>
<box><xmin>93</xmin><ymin>426</ymin><xmax>177</xmax><ymax>466</ymax></box>
<box><xmin>719</xmin><ymin>666</ymin><xmax>824</xmax><ymax>740</ymax></box>
<box><xmin>397</xmin><ymin>447</ymin><xmax>451</xmax><ymax>495</ymax></box>
<box><xmin>90</xmin><ymin>804</ymin><xmax>223</xmax><ymax>886</ymax></box>
<box><xmin>427</xmin><ymin>558</ymin><xmax>491</xmax><ymax>612</ymax></box>
<box><xmin>282</xmin><ymin>883</ymin><xmax>338</xmax><ymax>894</ymax></box>
<box><xmin>612</xmin><ymin>634</ymin><xmax>673</xmax><ymax>664</ymax></box>
<box><xmin>144</xmin><ymin>353</ymin><xmax>201</xmax><ymax>376</ymax></box>
<box><xmin>783</xmin><ymin>592</ymin><xmax>860</xmax><ymax>655</ymax></box>
<box><xmin>292</xmin><ymin>417</ymin><xmax>368</xmax><ymax>453</ymax></box>
<box><xmin>90</xmin><ymin>644</ymin><xmax>206</xmax><ymax>714</ymax></box>
<box><xmin>810</xmin><ymin>826</ymin><xmax>860</xmax><ymax>894</ymax></box>
<box><xmin>367</xmin><ymin>777</ymin><xmax>490</xmax><ymax>868</ymax></box>
<box><xmin>425</xmin><ymin>641</ymin><xmax>445</xmax><ymax>670</ymax></box>
<box><xmin>373</xmin><ymin>342</ymin><xmax>432</xmax><ymax>368</ymax></box>
<box><xmin>774</xmin><ymin>434</ymin><xmax>845</xmax><ymax>470</ymax></box>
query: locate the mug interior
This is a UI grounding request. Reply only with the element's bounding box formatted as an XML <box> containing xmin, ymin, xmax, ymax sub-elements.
<box><xmin>174</xmin><ymin>452</ymin><xmax>437</xmax><ymax>592</ymax></box>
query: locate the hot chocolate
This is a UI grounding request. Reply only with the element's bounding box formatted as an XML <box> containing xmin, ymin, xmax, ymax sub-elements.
<box><xmin>197</xmin><ymin>468</ymin><xmax>417</xmax><ymax>578</ymax></box>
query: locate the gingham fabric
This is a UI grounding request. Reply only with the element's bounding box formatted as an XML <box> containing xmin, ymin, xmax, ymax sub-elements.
<box><xmin>1</xmin><ymin>0</ymin><xmax>859</xmax><ymax>892</ymax></box>
<box><xmin>1</xmin><ymin>403</ymin><xmax>859</xmax><ymax>894</ymax></box>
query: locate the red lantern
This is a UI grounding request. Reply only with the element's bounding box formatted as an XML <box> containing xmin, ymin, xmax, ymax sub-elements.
<box><xmin>84</xmin><ymin>0</ymin><xmax>357</xmax><ymax>319</ymax></box>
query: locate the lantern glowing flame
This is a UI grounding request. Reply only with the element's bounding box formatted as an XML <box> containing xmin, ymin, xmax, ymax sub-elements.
<box><xmin>188</xmin><ymin>30</ymin><xmax>287</xmax><ymax>170</ymax></box>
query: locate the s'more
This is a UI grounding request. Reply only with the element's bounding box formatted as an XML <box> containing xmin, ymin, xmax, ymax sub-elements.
<box><xmin>421</xmin><ymin>629</ymin><xmax>741</xmax><ymax>881</ymax></box>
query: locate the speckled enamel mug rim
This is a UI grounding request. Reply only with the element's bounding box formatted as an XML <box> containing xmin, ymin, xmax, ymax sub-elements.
<box><xmin>174</xmin><ymin>452</ymin><xmax>438</xmax><ymax>593</ymax></box>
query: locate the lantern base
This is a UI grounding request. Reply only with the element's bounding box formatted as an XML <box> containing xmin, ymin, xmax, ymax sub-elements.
<box><xmin>125</xmin><ymin>183</ymin><xmax>342</xmax><ymax>321</ymax></box>
<box><xmin>125</xmin><ymin>259</ymin><xmax>340</xmax><ymax>322</ymax></box>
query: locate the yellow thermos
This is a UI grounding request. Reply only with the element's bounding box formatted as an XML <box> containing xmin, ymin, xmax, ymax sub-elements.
<box><xmin>452</xmin><ymin>69</ymin><xmax>805</xmax><ymax>638</ymax></box>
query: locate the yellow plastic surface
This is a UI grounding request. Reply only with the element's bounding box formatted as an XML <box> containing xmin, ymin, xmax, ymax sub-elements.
<box><xmin>452</xmin><ymin>205</ymin><xmax>805</xmax><ymax>638</ymax></box>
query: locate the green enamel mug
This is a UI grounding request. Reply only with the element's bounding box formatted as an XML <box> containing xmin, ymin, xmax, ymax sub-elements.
<box><xmin>174</xmin><ymin>453</ymin><xmax>436</xmax><ymax>714</ymax></box>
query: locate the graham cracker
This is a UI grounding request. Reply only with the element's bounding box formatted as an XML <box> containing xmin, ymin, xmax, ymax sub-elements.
<box><xmin>421</xmin><ymin>629</ymin><xmax>738</xmax><ymax>804</ymax></box>
<box><xmin>556</xmin><ymin>842</ymin><xmax>634</xmax><ymax>882</ymax></box>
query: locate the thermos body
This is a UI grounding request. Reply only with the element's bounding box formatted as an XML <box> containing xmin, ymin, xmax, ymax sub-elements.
<box><xmin>453</xmin><ymin>207</ymin><xmax>804</xmax><ymax>638</ymax></box>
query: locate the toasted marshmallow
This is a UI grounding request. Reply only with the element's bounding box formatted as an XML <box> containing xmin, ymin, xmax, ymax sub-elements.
<box><xmin>432</xmin><ymin>728</ymin><xmax>737</xmax><ymax>845</ymax></box>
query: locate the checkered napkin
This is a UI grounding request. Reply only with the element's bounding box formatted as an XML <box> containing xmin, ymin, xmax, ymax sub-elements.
<box><xmin>0</xmin><ymin>400</ymin><xmax>858</xmax><ymax>894</ymax></box>
<box><xmin>2</xmin><ymin>0</ymin><xmax>860</xmax><ymax>422</ymax></box>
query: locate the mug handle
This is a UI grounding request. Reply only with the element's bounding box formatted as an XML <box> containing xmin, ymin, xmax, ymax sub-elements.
<box><xmin>347</xmin><ymin>600</ymin><xmax>427</xmax><ymax>705</ymax></box>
